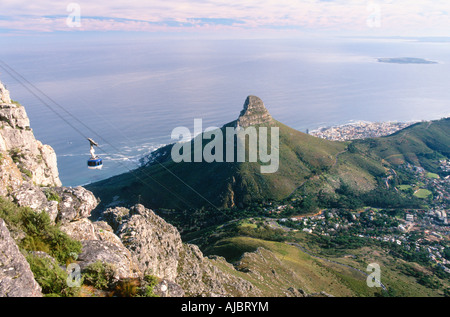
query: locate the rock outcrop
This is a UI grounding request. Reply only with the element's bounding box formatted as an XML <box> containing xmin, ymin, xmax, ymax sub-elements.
<box><xmin>11</xmin><ymin>183</ymin><xmax>59</xmax><ymax>222</ymax></box>
<box><xmin>53</xmin><ymin>186</ymin><xmax>98</xmax><ymax>224</ymax></box>
<box><xmin>0</xmin><ymin>154</ymin><xmax>23</xmax><ymax>197</ymax></box>
<box><xmin>10</xmin><ymin>183</ymin><xmax>98</xmax><ymax>225</ymax></box>
<box><xmin>0</xmin><ymin>82</ymin><xmax>61</xmax><ymax>190</ymax></box>
<box><xmin>59</xmin><ymin>218</ymin><xmax>142</xmax><ymax>282</ymax></box>
<box><xmin>100</xmin><ymin>205</ymin><xmax>182</xmax><ymax>281</ymax></box>
<box><xmin>0</xmin><ymin>219</ymin><xmax>42</xmax><ymax>297</ymax></box>
<box><xmin>153</xmin><ymin>279</ymin><xmax>185</xmax><ymax>297</ymax></box>
<box><xmin>99</xmin><ymin>204</ymin><xmax>261</xmax><ymax>297</ymax></box>
<box><xmin>176</xmin><ymin>244</ymin><xmax>261</xmax><ymax>297</ymax></box>
<box><xmin>235</xmin><ymin>95</ymin><xmax>273</xmax><ymax>128</ymax></box>
<box><xmin>0</xmin><ymin>82</ymin><xmax>11</xmax><ymax>104</ymax></box>
<box><xmin>77</xmin><ymin>240</ymin><xmax>141</xmax><ymax>282</ymax></box>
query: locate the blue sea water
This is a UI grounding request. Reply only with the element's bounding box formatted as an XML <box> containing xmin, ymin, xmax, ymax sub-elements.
<box><xmin>1</xmin><ymin>35</ymin><xmax>449</xmax><ymax>186</ymax></box>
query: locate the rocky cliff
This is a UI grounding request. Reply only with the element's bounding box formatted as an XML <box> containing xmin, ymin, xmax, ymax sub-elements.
<box><xmin>0</xmin><ymin>80</ymin><xmax>264</xmax><ymax>297</ymax></box>
<box><xmin>0</xmin><ymin>81</ymin><xmax>61</xmax><ymax>189</ymax></box>
<box><xmin>99</xmin><ymin>204</ymin><xmax>261</xmax><ymax>297</ymax></box>
<box><xmin>235</xmin><ymin>95</ymin><xmax>273</xmax><ymax>128</ymax></box>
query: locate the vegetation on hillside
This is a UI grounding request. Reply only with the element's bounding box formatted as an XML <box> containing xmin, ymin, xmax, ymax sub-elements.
<box><xmin>0</xmin><ymin>197</ymin><xmax>160</xmax><ymax>297</ymax></box>
<box><xmin>0</xmin><ymin>197</ymin><xmax>81</xmax><ymax>296</ymax></box>
<box><xmin>87</xmin><ymin>117</ymin><xmax>450</xmax><ymax>214</ymax></box>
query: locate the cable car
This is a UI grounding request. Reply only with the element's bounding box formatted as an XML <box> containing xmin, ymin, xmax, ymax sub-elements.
<box><xmin>87</xmin><ymin>157</ymin><xmax>103</xmax><ymax>169</ymax></box>
<box><xmin>87</xmin><ymin>138</ymin><xmax>103</xmax><ymax>170</ymax></box>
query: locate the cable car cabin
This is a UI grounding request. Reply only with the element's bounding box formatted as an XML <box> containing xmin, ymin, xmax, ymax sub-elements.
<box><xmin>87</xmin><ymin>157</ymin><xmax>103</xmax><ymax>170</ymax></box>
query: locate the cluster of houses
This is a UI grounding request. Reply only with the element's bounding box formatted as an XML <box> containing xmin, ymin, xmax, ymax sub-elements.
<box><xmin>426</xmin><ymin>209</ymin><xmax>448</xmax><ymax>225</ymax></box>
<box><xmin>309</xmin><ymin>121</ymin><xmax>414</xmax><ymax>141</ymax></box>
<box><xmin>277</xmin><ymin>207</ymin><xmax>449</xmax><ymax>274</ymax></box>
<box><xmin>272</xmin><ymin>158</ymin><xmax>450</xmax><ymax>276</ymax></box>
<box><xmin>440</xmin><ymin>160</ymin><xmax>450</xmax><ymax>174</ymax></box>
<box><xmin>402</xmin><ymin>163</ymin><xmax>449</xmax><ymax>202</ymax></box>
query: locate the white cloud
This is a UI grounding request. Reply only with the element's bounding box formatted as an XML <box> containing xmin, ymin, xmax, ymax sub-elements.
<box><xmin>0</xmin><ymin>0</ymin><xmax>449</xmax><ymax>36</ymax></box>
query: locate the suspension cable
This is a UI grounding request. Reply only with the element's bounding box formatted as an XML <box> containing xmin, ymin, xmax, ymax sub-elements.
<box><xmin>0</xmin><ymin>60</ymin><xmax>203</xmax><ymax>210</ymax></box>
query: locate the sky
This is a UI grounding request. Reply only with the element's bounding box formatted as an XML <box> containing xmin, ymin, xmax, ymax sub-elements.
<box><xmin>0</xmin><ymin>0</ymin><xmax>449</xmax><ymax>38</ymax></box>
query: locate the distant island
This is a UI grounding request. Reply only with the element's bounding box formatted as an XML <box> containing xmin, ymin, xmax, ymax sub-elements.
<box><xmin>377</xmin><ymin>57</ymin><xmax>438</xmax><ymax>64</ymax></box>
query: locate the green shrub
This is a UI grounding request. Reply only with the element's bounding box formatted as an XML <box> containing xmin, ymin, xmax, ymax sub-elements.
<box><xmin>46</xmin><ymin>229</ymin><xmax>82</xmax><ymax>264</ymax></box>
<box><xmin>8</xmin><ymin>148</ymin><xmax>23</xmax><ymax>163</ymax></box>
<box><xmin>19</xmin><ymin>209</ymin><xmax>81</xmax><ymax>264</ymax></box>
<box><xmin>43</xmin><ymin>188</ymin><xmax>61</xmax><ymax>203</ymax></box>
<box><xmin>83</xmin><ymin>261</ymin><xmax>116</xmax><ymax>290</ymax></box>
<box><xmin>26</xmin><ymin>253</ymin><xmax>79</xmax><ymax>297</ymax></box>
<box><xmin>19</xmin><ymin>167</ymin><xmax>32</xmax><ymax>178</ymax></box>
<box><xmin>139</xmin><ymin>275</ymin><xmax>159</xmax><ymax>297</ymax></box>
<box><xmin>0</xmin><ymin>197</ymin><xmax>26</xmax><ymax>230</ymax></box>
<box><xmin>0</xmin><ymin>197</ymin><xmax>81</xmax><ymax>264</ymax></box>
<box><xmin>11</xmin><ymin>99</ymin><xmax>22</xmax><ymax>107</ymax></box>
<box><xmin>0</xmin><ymin>197</ymin><xmax>82</xmax><ymax>297</ymax></box>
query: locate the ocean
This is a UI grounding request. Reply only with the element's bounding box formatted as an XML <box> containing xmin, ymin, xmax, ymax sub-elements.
<box><xmin>1</xmin><ymin>35</ymin><xmax>449</xmax><ymax>186</ymax></box>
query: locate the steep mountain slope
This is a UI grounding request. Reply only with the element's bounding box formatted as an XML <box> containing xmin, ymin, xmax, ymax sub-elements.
<box><xmin>87</xmin><ymin>96</ymin><xmax>360</xmax><ymax>210</ymax></box>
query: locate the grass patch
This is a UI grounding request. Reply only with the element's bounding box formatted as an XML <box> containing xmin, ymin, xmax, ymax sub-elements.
<box><xmin>413</xmin><ymin>189</ymin><xmax>432</xmax><ymax>199</ymax></box>
<box><xmin>239</xmin><ymin>220</ymin><xmax>257</xmax><ymax>229</ymax></box>
<box><xmin>398</xmin><ymin>185</ymin><xmax>412</xmax><ymax>191</ymax></box>
<box><xmin>8</xmin><ymin>148</ymin><xmax>24</xmax><ymax>164</ymax></box>
<box><xmin>204</xmin><ymin>237</ymin><xmax>261</xmax><ymax>262</ymax></box>
<box><xmin>426</xmin><ymin>172</ymin><xmax>439</xmax><ymax>179</ymax></box>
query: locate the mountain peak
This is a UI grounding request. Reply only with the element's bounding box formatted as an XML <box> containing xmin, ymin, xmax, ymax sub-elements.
<box><xmin>236</xmin><ymin>95</ymin><xmax>273</xmax><ymax>128</ymax></box>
